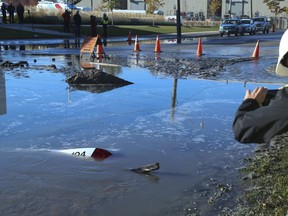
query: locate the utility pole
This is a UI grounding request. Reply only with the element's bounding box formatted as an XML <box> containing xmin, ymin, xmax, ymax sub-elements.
<box><xmin>229</xmin><ymin>0</ymin><xmax>232</xmax><ymax>18</ymax></box>
<box><xmin>242</xmin><ymin>0</ymin><xmax>244</xmax><ymax>16</ymax></box>
<box><xmin>250</xmin><ymin>0</ymin><xmax>253</xmax><ymax>18</ymax></box>
<box><xmin>176</xmin><ymin>0</ymin><xmax>181</xmax><ymax>44</ymax></box>
<box><xmin>91</xmin><ymin>0</ymin><xmax>93</xmax><ymax>11</ymax></box>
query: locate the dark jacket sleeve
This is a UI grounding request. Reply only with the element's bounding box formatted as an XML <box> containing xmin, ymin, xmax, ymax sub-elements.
<box><xmin>233</xmin><ymin>89</ymin><xmax>288</xmax><ymax>144</ymax></box>
<box><xmin>232</xmin><ymin>99</ymin><xmax>263</xmax><ymax>143</ymax></box>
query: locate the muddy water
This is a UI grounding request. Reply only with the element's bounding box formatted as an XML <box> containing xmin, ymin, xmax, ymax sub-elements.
<box><xmin>0</xmin><ymin>41</ymin><xmax>287</xmax><ymax>215</ymax></box>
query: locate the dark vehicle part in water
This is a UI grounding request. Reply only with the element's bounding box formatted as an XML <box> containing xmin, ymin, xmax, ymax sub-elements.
<box><xmin>130</xmin><ymin>163</ymin><xmax>160</xmax><ymax>173</ymax></box>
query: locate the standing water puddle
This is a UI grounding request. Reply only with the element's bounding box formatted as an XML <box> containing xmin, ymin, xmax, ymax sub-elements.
<box><xmin>0</xmin><ymin>41</ymin><xmax>287</xmax><ymax>215</ymax></box>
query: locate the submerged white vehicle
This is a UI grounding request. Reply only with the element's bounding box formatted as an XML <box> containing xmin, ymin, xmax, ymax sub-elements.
<box><xmin>27</xmin><ymin>1</ymin><xmax>67</xmax><ymax>15</ymax></box>
<box><xmin>24</xmin><ymin>1</ymin><xmax>83</xmax><ymax>23</ymax></box>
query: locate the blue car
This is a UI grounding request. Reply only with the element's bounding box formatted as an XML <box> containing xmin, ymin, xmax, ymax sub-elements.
<box><xmin>240</xmin><ymin>19</ymin><xmax>256</xmax><ymax>35</ymax></box>
<box><xmin>219</xmin><ymin>18</ymin><xmax>244</xmax><ymax>37</ymax></box>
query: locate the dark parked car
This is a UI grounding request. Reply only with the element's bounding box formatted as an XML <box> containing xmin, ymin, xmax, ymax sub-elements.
<box><xmin>252</xmin><ymin>16</ymin><xmax>270</xmax><ymax>34</ymax></box>
<box><xmin>240</xmin><ymin>19</ymin><xmax>256</xmax><ymax>35</ymax></box>
<box><xmin>219</xmin><ymin>18</ymin><xmax>244</xmax><ymax>37</ymax></box>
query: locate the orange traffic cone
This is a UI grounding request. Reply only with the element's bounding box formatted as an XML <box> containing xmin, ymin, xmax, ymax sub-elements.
<box><xmin>133</xmin><ymin>35</ymin><xmax>141</xmax><ymax>52</ymax></box>
<box><xmin>127</xmin><ymin>31</ymin><xmax>132</xmax><ymax>44</ymax></box>
<box><xmin>96</xmin><ymin>35</ymin><xmax>105</xmax><ymax>60</ymax></box>
<box><xmin>196</xmin><ymin>38</ymin><xmax>203</xmax><ymax>56</ymax></box>
<box><xmin>96</xmin><ymin>43</ymin><xmax>104</xmax><ymax>55</ymax></box>
<box><xmin>252</xmin><ymin>40</ymin><xmax>260</xmax><ymax>58</ymax></box>
<box><xmin>154</xmin><ymin>35</ymin><xmax>162</xmax><ymax>53</ymax></box>
<box><xmin>96</xmin><ymin>35</ymin><xmax>104</xmax><ymax>54</ymax></box>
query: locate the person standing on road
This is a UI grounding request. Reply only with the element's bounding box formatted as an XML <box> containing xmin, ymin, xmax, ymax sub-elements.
<box><xmin>101</xmin><ymin>13</ymin><xmax>109</xmax><ymax>38</ymax></box>
<box><xmin>73</xmin><ymin>10</ymin><xmax>82</xmax><ymax>37</ymax></box>
<box><xmin>233</xmin><ymin>29</ymin><xmax>288</xmax><ymax>144</ymax></box>
<box><xmin>1</xmin><ymin>3</ymin><xmax>7</xmax><ymax>24</ymax></box>
<box><xmin>90</xmin><ymin>15</ymin><xmax>97</xmax><ymax>37</ymax></box>
<box><xmin>62</xmin><ymin>9</ymin><xmax>71</xmax><ymax>33</ymax></box>
<box><xmin>7</xmin><ymin>3</ymin><xmax>15</xmax><ymax>24</ymax></box>
<box><xmin>16</xmin><ymin>3</ymin><xmax>24</xmax><ymax>24</ymax></box>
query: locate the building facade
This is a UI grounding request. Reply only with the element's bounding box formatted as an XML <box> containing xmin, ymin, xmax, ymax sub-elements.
<box><xmin>221</xmin><ymin>0</ymin><xmax>288</xmax><ymax>19</ymax></box>
<box><xmin>77</xmin><ymin>0</ymin><xmax>288</xmax><ymax>19</ymax></box>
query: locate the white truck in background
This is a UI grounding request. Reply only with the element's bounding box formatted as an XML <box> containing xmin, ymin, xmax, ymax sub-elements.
<box><xmin>252</xmin><ymin>16</ymin><xmax>270</xmax><ymax>34</ymax></box>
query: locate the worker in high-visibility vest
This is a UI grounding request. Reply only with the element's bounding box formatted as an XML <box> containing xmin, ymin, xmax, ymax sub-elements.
<box><xmin>101</xmin><ymin>13</ymin><xmax>109</xmax><ymax>38</ymax></box>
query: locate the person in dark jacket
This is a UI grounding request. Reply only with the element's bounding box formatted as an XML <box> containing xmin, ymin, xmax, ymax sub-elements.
<box><xmin>1</xmin><ymin>3</ymin><xmax>7</xmax><ymax>23</ymax></box>
<box><xmin>233</xmin><ymin>87</ymin><xmax>288</xmax><ymax>143</ymax></box>
<box><xmin>73</xmin><ymin>10</ymin><xmax>82</xmax><ymax>37</ymax></box>
<box><xmin>62</xmin><ymin>9</ymin><xmax>71</xmax><ymax>33</ymax></box>
<box><xmin>233</xmin><ymin>29</ymin><xmax>288</xmax><ymax>144</ymax></box>
<box><xmin>16</xmin><ymin>3</ymin><xmax>24</xmax><ymax>24</ymax></box>
<box><xmin>101</xmin><ymin>13</ymin><xmax>109</xmax><ymax>37</ymax></box>
<box><xmin>7</xmin><ymin>3</ymin><xmax>15</xmax><ymax>23</ymax></box>
<box><xmin>90</xmin><ymin>15</ymin><xmax>97</xmax><ymax>37</ymax></box>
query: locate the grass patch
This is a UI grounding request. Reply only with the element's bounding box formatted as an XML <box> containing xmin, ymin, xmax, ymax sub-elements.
<box><xmin>236</xmin><ymin>133</ymin><xmax>288</xmax><ymax>215</ymax></box>
<box><xmin>0</xmin><ymin>25</ymin><xmax>218</xmax><ymax>40</ymax></box>
<box><xmin>40</xmin><ymin>25</ymin><xmax>218</xmax><ymax>37</ymax></box>
<box><xmin>0</xmin><ymin>27</ymin><xmax>70</xmax><ymax>40</ymax></box>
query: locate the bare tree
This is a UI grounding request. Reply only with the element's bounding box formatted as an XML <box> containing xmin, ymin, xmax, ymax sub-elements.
<box><xmin>263</xmin><ymin>0</ymin><xmax>286</xmax><ymax>16</ymax></box>
<box><xmin>209</xmin><ymin>0</ymin><xmax>221</xmax><ymax>19</ymax></box>
<box><xmin>209</xmin><ymin>0</ymin><xmax>221</xmax><ymax>26</ymax></box>
<box><xmin>144</xmin><ymin>0</ymin><xmax>164</xmax><ymax>14</ymax></box>
<box><xmin>144</xmin><ymin>0</ymin><xmax>164</xmax><ymax>26</ymax></box>
<box><xmin>263</xmin><ymin>0</ymin><xmax>286</xmax><ymax>27</ymax></box>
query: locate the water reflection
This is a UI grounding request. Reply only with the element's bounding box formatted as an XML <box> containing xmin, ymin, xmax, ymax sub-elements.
<box><xmin>0</xmin><ymin>40</ymin><xmax>83</xmax><ymax>51</ymax></box>
<box><xmin>0</xmin><ymin>35</ymin><xmax>287</xmax><ymax>215</ymax></box>
<box><xmin>0</xmin><ymin>36</ymin><xmax>212</xmax><ymax>52</ymax></box>
<box><xmin>0</xmin><ymin>72</ymin><xmax>6</xmax><ymax>115</ymax></box>
<box><xmin>64</xmin><ymin>40</ymin><xmax>70</xmax><ymax>49</ymax></box>
<box><xmin>103</xmin><ymin>38</ymin><xmax>107</xmax><ymax>47</ymax></box>
<box><xmin>70</xmin><ymin>53</ymin><xmax>128</xmax><ymax>94</ymax></box>
<box><xmin>75</xmin><ymin>39</ymin><xmax>81</xmax><ymax>48</ymax></box>
<box><xmin>171</xmin><ymin>78</ymin><xmax>178</xmax><ymax>121</ymax></box>
<box><xmin>0</xmin><ymin>63</ymin><xmax>276</xmax><ymax>216</ymax></box>
<box><xmin>68</xmin><ymin>83</ymin><xmax>128</xmax><ymax>94</ymax></box>
<box><xmin>141</xmin><ymin>173</ymin><xmax>160</xmax><ymax>182</ymax></box>
<box><xmin>80</xmin><ymin>53</ymin><xmax>123</xmax><ymax>75</ymax></box>
<box><xmin>127</xmin><ymin>53</ymin><xmax>147</xmax><ymax>68</ymax></box>
<box><xmin>19</xmin><ymin>45</ymin><xmax>25</xmax><ymax>51</ymax></box>
<box><xmin>63</xmin><ymin>39</ymin><xmax>81</xmax><ymax>49</ymax></box>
